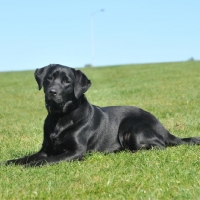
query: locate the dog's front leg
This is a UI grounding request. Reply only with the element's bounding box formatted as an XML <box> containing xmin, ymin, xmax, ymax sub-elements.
<box><xmin>25</xmin><ymin>149</ymin><xmax>86</xmax><ymax>167</ymax></box>
<box><xmin>5</xmin><ymin>150</ymin><xmax>48</xmax><ymax>165</ymax></box>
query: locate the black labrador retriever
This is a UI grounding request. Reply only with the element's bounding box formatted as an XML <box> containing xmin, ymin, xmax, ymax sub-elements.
<box><xmin>4</xmin><ymin>64</ymin><xmax>200</xmax><ymax>166</ymax></box>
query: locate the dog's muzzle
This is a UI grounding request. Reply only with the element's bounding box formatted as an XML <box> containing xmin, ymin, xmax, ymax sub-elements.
<box><xmin>45</xmin><ymin>99</ymin><xmax>73</xmax><ymax>114</ymax></box>
<box><xmin>45</xmin><ymin>100</ymin><xmax>63</xmax><ymax>113</ymax></box>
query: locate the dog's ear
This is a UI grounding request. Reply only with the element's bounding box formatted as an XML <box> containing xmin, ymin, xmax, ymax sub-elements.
<box><xmin>34</xmin><ymin>65</ymin><xmax>51</xmax><ymax>90</ymax></box>
<box><xmin>74</xmin><ymin>70</ymin><xmax>91</xmax><ymax>99</ymax></box>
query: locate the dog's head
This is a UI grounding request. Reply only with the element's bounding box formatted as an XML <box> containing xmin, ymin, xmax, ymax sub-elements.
<box><xmin>34</xmin><ymin>64</ymin><xmax>91</xmax><ymax>114</ymax></box>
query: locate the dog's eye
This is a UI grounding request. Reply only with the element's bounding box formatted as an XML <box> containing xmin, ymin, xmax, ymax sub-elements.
<box><xmin>47</xmin><ymin>76</ymin><xmax>54</xmax><ymax>81</ymax></box>
<box><xmin>62</xmin><ymin>77</ymin><xmax>70</xmax><ymax>84</ymax></box>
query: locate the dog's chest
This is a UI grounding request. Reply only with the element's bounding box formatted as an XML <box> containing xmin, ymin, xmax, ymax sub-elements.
<box><xmin>49</xmin><ymin>116</ymin><xmax>74</xmax><ymax>154</ymax></box>
<box><xmin>50</xmin><ymin>133</ymin><xmax>66</xmax><ymax>154</ymax></box>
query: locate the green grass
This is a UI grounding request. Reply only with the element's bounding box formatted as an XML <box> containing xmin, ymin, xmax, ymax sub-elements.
<box><xmin>1</xmin><ymin>61</ymin><xmax>200</xmax><ymax>199</ymax></box>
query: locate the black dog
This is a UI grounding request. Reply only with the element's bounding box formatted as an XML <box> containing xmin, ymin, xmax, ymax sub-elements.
<box><xmin>4</xmin><ymin>64</ymin><xmax>200</xmax><ymax>166</ymax></box>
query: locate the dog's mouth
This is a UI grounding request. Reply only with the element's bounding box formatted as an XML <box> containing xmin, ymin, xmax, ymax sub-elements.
<box><xmin>45</xmin><ymin>100</ymin><xmax>64</xmax><ymax>113</ymax></box>
<box><xmin>45</xmin><ymin>99</ymin><xmax>74</xmax><ymax>114</ymax></box>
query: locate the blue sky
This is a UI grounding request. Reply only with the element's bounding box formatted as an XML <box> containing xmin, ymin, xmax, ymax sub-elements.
<box><xmin>0</xmin><ymin>0</ymin><xmax>199</xmax><ymax>71</ymax></box>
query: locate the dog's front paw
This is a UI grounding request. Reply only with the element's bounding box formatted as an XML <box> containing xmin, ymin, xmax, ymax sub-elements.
<box><xmin>24</xmin><ymin>160</ymin><xmax>47</xmax><ymax>167</ymax></box>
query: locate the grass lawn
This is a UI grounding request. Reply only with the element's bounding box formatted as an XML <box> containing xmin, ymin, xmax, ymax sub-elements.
<box><xmin>0</xmin><ymin>61</ymin><xmax>200</xmax><ymax>199</ymax></box>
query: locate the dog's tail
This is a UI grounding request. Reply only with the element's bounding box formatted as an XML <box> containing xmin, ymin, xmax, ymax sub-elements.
<box><xmin>166</xmin><ymin>132</ymin><xmax>200</xmax><ymax>146</ymax></box>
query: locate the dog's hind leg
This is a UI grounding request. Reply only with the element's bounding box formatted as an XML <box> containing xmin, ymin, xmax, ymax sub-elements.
<box><xmin>122</xmin><ymin>127</ymin><xmax>166</xmax><ymax>152</ymax></box>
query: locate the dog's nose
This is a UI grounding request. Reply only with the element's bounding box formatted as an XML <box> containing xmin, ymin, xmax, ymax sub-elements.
<box><xmin>49</xmin><ymin>89</ymin><xmax>57</xmax><ymax>96</ymax></box>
